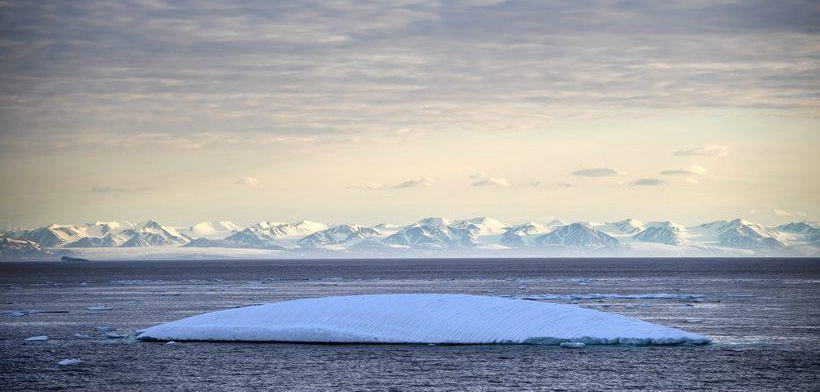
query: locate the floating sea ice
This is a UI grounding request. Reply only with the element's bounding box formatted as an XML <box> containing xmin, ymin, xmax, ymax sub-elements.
<box><xmin>560</xmin><ymin>342</ymin><xmax>585</xmax><ymax>348</ymax></box>
<box><xmin>109</xmin><ymin>280</ymin><xmax>153</xmax><ymax>285</ymax></box>
<box><xmin>24</xmin><ymin>335</ymin><xmax>48</xmax><ymax>341</ymax></box>
<box><xmin>73</xmin><ymin>333</ymin><xmax>92</xmax><ymax>339</ymax></box>
<box><xmin>1</xmin><ymin>309</ymin><xmax>67</xmax><ymax>317</ymax></box>
<box><xmin>95</xmin><ymin>326</ymin><xmax>116</xmax><ymax>333</ymax></box>
<box><xmin>87</xmin><ymin>306</ymin><xmax>115</xmax><ymax>311</ymax></box>
<box><xmin>57</xmin><ymin>359</ymin><xmax>81</xmax><ymax>367</ymax></box>
<box><xmin>165</xmin><ymin>341</ymin><xmax>177</xmax><ymax>345</ymax></box>
<box><xmin>685</xmin><ymin>318</ymin><xmax>705</xmax><ymax>323</ymax></box>
<box><xmin>105</xmin><ymin>332</ymin><xmax>127</xmax><ymax>339</ymax></box>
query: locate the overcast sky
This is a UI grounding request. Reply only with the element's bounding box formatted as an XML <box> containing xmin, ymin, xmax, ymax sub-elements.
<box><xmin>0</xmin><ymin>0</ymin><xmax>818</xmax><ymax>227</ymax></box>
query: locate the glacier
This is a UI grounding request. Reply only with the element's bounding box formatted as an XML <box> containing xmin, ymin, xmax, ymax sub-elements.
<box><xmin>137</xmin><ymin>294</ymin><xmax>710</xmax><ymax>345</ymax></box>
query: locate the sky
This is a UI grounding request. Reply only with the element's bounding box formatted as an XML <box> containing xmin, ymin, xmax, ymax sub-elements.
<box><xmin>0</xmin><ymin>0</ymin><xmax>818</xmax><ymax>228</ymax></box>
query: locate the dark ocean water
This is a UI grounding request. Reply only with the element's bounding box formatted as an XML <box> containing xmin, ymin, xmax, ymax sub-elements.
<box><xmin>0</xmin><ymin>258</ymin><xmax>818</xmax><ymax>391</ymax></box>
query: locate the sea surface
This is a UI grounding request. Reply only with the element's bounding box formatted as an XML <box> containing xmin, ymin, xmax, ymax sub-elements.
<box><xmin>0</xmin><ymin>258</ymin><xmax>818</xmax><ymax>391</ymax></box>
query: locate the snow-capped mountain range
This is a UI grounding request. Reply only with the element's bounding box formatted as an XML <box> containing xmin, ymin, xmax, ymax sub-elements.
<box><xmin>1</xmin><ymin>217</ymin><xmax>818</xmax><ymax>259</ymax></box>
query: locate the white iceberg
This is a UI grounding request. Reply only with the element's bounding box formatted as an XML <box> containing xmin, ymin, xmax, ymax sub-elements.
<box><xmin>560</xmin><ymin>341</ymin><xmax>586</xmax><ymax>348</ymax></box>
<box><xmin>57</xmin><ymin>359</ymin><xmax>81</xmax><ymax>366</ymax></box>
<box><xmin>138</xmin><ymin>294</ymin><xmax>710</xmax><ymax>345</ymax></box>
<box><xmin>87</xmin><ymin>305</ymin><xmax>115</xmax><ymax>311</ymax></box>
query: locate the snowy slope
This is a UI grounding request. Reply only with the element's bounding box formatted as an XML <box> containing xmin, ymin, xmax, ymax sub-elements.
<box><xmin>182</xmin><ymin>221</ymin><xmax>241</xmax><ymax>239</ymax></box>
<box><xmin>452</xmin><ymin>217</ymin><xmax>510</xmax><ymax>235</ymax></box>
<box><xmin>137</xmin><ymin>294</ymin><xmax>709</xmax><ymax>345</ymax></box>
<box><xmin>0</xmin><ymin>237</ymin><xmax>55</xmax><ymax>259</ymax></box>
<box><xmin>535</xmin><ymin>223</ymin><xmax>621</xmax><ymax>249</ymax></box>
<box><xmin>687</xmin><ymin>219</ymin><xmax>786</xmax><ymax>251</ymax></box>
<box><xmin>119</xmin><ymin>220</ymin><xmax>190</xmax><ymax>246</ymax></box>
<box><xmin>65</xmin><ymin>233</ymin><xmax>126</xmax><ymax>248</ymax></box>
<box><xmin>632</xmin><ymin>222</ymin><xmax>687</xmax><ymax>245</ymax></box>
<box><xmin>499</xmin><ymin>222</ymin><xmax>551</xmax><ymax>247</ymax></box>
<box><xmin>600</xmin><ymin>218</ymin><xmax>645</xmax><ymax>236</ymax></box>
<box><xmin>21</xmin><ymin>224</ymin><xmax>85</xmax><ymax>247</ymax></box>
<box><xmin>383</xmin><ymin>218</ymin><xmax>455</xmax><ymax>248</ymax></box>
<box><xmin>81</xmin><ymin>221</ymin><xmax>134</xmax><ymax>237</ymax></box>
<box><xmin>298</xmin><ymin>225</ymin><xmax>381</xmax><ymax>248</ymax></box>
<box><xmin>219</xmin><ymin>221</ymin><xmax>328</xmax><ymax>248</ymax></box>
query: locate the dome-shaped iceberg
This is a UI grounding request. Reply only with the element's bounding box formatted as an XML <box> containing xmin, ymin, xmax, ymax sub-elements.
<box><xmin>137</xmin><ymin>294</ymin><xmax>710</xmax><ymax>345</ymax></box>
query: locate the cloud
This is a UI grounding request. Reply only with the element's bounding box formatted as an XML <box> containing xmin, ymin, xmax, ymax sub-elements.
<box><xmin>352</xmin><ymin>178</ymin><xmax>435</xmax><ymax>190</ymax></box>
<box><xmin>529</xmin><ymin>180</ymin><xmax>542</xmax><ymax>187</ymax></box>
<box><xmin>673</xmin><ymin>145</ymin><xmax>729</xmax><ymax>157</ymax></box>
<box><xmin>452</xmin><ymin>0</ymin><xmax>509</xmax><ymax>6</ymax></box>
<box><xmin>90</xmin><ymin>185</ymin><xmax>154</xmax><ymax>193</ymax></box>
<box><xmin>556</xmin><ymin>183</ymin><xmax>573</xmax><ymax>188</ymax></box>
<box><xmin>473</xmin><ymin>178</ymin><xmax>511</xmax><ymax>187</ymax></box>
<box><xmin>773</xmin><ymin>209</ymin><xmax>805</xmax><ymax>217</ymax></box>
<box><xmin>347</xmin><ymin>182</ymin><xmax>385</xmax><ymax>190</ymax></box>
<box><xmin>470</xmin><ymin>173</ymin><xmax>511</xmax><ymax>187</ymax></box>
<box><xmin>684</xmin><ymin>178</ymin><xmax>700</xmax><ymax>184</ymax></box>
<box><xmin>571</xmin><ymin>168</ymin><xmax>626</xmax><ymax>177</ymax></box>
<box><xmin>1</xmin><ymin>1</ymin><xmax>816</xmax><ymax>159</ymax></box>
<box><xmin>629</xmin><ymin>178</ymin><xmax>664</xmax><ymax>186</ymax></box>
<box><xmin>393</xmin><ymin>177</ymin><xmax>436</xmax><ymax>189</ymax></box>
<box><xmin>660</xmin><ymin>165</ymin><xmax>708</xmax><ymax>176</ymax></box>
<box><xmin>236</xmin><ymin>177</ymin><xmax>260</xmax><ymax>186</ymax></box>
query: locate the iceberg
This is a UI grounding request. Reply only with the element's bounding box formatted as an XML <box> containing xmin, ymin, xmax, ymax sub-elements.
<box><xmin>57</xmin><ymin>358</ymin><xmax>82</xmax><ymax>367</ymax></box>
<box><xmin>138</xmin><ymin>294</ymin><xmax>710</xmax><ymax>345</ymax></box>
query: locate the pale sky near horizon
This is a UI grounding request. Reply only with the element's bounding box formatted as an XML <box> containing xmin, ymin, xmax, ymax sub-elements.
<box><xmin>1</xmin><ymin>0</ymin><xmax>818</xmax><ymax>228</ymax></box>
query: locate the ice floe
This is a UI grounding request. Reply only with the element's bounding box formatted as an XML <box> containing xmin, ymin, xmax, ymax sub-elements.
<box><xmin>560</xmin><ymin>341</ymin><xmax>585</xmax><ymax>348</ymax></box>
<box><xmin>1</xmin><ymin>309</ymin><xmax>68</xmax><ymax>317</ymax></box>
<box><xmin>24</xmin><ymin>335</ymin><xmax>48</xmax><ymax>341</ymax></box>
<box><xmin>87</xmin><ymin>305</ymin><xmax>115</xmax><ymax>311</ymax></box>
<box><xmin>57</xmin><ymin>359</ymin><xmax>81</xmax><ymax>366</ymax></box>
<box><xmin>138</xmin><ymin>294</ymin><xmax>710</xmax><ymax>345</ymax></box>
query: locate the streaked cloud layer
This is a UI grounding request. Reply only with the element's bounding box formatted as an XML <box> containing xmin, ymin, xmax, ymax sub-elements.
<box><xmin>0</xmin><ymin>0</ymin><xmax>817</xmax><ymax>226</ymax></box>
<box><xmin>1</xmin><ymin>0</ymin><xmax>818</xmax><ymax>151</ymax></box>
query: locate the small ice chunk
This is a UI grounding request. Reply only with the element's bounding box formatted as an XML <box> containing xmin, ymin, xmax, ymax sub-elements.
<box><xmin>165</xmin><ymin>340</ymin><xmax>177</xmax><ymax>345</ymax></box>
<box><xmin>105</xmin><ymin>332</ymin><xmax>127</xmax><ymax>339</ymax></box>
<box><xmin>95</xmin><ymin>326</ymin><xmax>116</xmax><ymax>333</ymax></box>
<box><xmin>24</xmin><ymin>335</ymin><xmax>48</xmax><ymax>341</ymax></box>
<box><xmin>560</xmin><ymin>342</ymin><xmax>586</xmax><ymax>348</ymax></box>
<box><xmin>87</xmin><ymin>306</ymin><xmax>114</xmax><ymax>311</ymax></box>
<box><xmin>73</xmin><ymin>333</ymin><xmax>92</xmax><ymax>339</ymax></box>
<box><xmin>685</xmin><ymin>318</ymin><xmax>704</xmax><ymax>323</ymax></box>
<box><xmin>2</xmin><ymin>310</ymin><xmax>25</xmax><ymax>317</ymax></box>
<box><xmin>57</xmin><ymin>358</ymin><xmax>81</xmax><ymax>366</ymax></box>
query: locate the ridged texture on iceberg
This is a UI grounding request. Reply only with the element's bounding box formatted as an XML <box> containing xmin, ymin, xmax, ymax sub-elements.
<box><xmin>138</xmin><ymin>294</ymin><xmax>710</xmax><ymax>345</ymax></box>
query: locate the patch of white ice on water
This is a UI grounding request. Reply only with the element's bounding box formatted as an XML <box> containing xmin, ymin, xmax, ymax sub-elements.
<box><xmin>137</xmin><ymin>294</ymin><xmax>710</xmax><ymax>345</ymax></box>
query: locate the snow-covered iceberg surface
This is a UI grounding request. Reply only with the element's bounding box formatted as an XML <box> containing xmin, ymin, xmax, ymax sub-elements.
<box><xmin>138</xmin><ymin>294</ymin><xmax>710</xmax><ymax>345</ymax></box>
